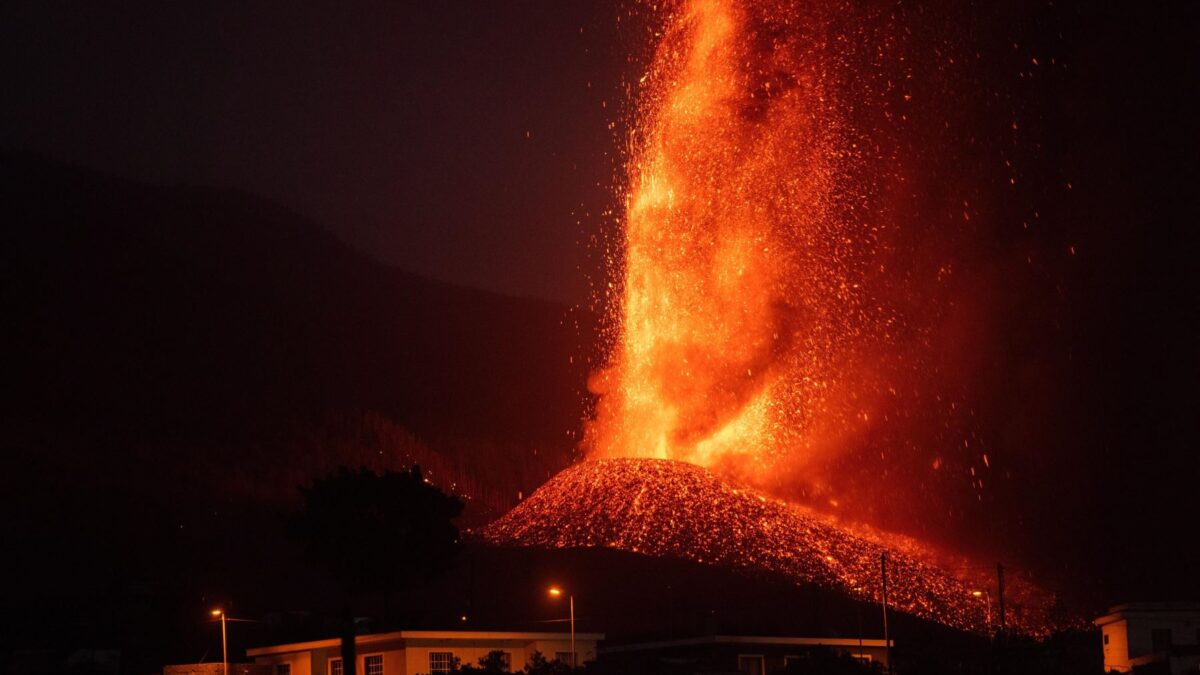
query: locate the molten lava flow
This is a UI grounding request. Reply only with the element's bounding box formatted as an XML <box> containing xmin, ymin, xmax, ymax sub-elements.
<box><xmin>587</xmin><ymin>0</ymin><xmax>892</xmax><ymax>484</ymax></box>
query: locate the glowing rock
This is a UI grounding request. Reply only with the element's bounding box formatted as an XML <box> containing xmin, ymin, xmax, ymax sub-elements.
<box><xmin>484</xmin><ymin>458</ymin><xmax>1063</xmax><ymax>635</ymax></box>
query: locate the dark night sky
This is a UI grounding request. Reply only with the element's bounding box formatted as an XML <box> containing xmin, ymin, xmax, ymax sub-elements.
<box><xmin>1</xmin><ymin>1</ymin><xmax>629</xmax><ymax>302</ymax></box>
<box><xmin>2</xmin><ymin>0</ymin><xmax>1196</xmax><ymax>303</ymax></box>
<box><xmin>3</xmin><ymin>0</ymin><xmax>1199</xmax><ymax>610</ymax></box>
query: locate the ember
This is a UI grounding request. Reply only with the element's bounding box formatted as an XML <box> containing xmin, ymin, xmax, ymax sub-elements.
<box><xmin>484</xmin><ymin>458</ymin><xmax>1062</xmax><ymax>635</ymax></box>
<box><xmin>586</xmin><ymin>0</ymin><xmax>917</xmax><ymax>491</ymax></box>
<box><xmin>490</xmin><ymin>0</ymin><xmax>1078</xmax><ymax>637</ymax></box>
<box><xmin>578</xmin><ymin>0</ymin><xmax>1006</xmax><ymax>546</ymax></box>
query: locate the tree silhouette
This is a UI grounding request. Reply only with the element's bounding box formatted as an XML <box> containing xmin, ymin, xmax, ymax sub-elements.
<box><xmin>292</xmin><ymin>465</ymin><xmax>463</xmax><ymax>675</ymax></box>
<box><xmin>522</xmin><ymin>651</ymin><xmax>577</xmax><ymax>675</ymax></box>
<box><xmin>450</xmin><ymin>650</ymin><xmax>585</xmax><ymax>675</ymax></box>
<box><xmin>452</xmin><ymin>650</ymin><xmax>512</xmax><ymax>674</ymax></box>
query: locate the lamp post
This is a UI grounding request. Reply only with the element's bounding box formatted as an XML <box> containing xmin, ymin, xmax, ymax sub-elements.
<box><xmin>548</xmin><ymin>587</ymin><xmax>575</xmax><ymax>668</ymax></box>
<box><xmin>211</xmin><ymin>609</ymin><xmax>228</xmax><ymax>675</ymax></box>
<box><xmin>971</xmin><ymin>590</ymin><xmax>993</xmax><ymax>634</ymax></box>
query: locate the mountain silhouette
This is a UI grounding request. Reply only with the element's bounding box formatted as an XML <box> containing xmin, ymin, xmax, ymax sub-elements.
<box><xmin>3</xmin><ymin>148</ymin><xmax>597</xmax><ymax>507</ymax></box>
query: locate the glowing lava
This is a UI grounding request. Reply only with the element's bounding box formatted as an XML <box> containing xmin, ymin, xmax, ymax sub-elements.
<box><xmin>493</xmin><ymin>0</ymin><xmax>1079</xmax><ymax>637</ymax></box>
<box><xmin>586</xmin><ymin>0</ymin><xmax>892</xmax><ymax>484</ymax></box>
<box><xmin>484</xmin><ymin>459</ymin><xmax>1061</xmax><ymax>636</ymax></box>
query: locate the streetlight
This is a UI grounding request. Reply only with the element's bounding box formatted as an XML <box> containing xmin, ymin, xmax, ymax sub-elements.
<box><xmin>548</xmin><ymin>587</ymin><xmax>574</xmax><ymax>668</ymax></box>
<box><xmin>971</xmin><ymin>590</ymin><xmax>993</xmax><ymax>633</ymax></box>
<box><xmin>211</xmin><ymin>609</ymin><xmax>228</xmax><ymax>675</ymax></box>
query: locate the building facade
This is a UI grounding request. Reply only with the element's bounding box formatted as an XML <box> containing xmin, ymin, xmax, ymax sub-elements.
<box><xmin>600</xmin><ymin>635</ymin><xmax>891</xmax><ymax>675</ymax></box>
<box><xmin>246</xmin><ymin>631</ymin><xmax>603</xmax><ymax>675</ymax></box>
<box><xmin>1094</xmin><ymin>602</ymin><xmax>1200</xmax><ymax>674</ymax></box>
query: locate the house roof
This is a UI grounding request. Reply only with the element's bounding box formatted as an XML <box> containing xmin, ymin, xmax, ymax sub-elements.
<box><xmin>247</xmin><ymin>631</ymin><xmax>605</xmax><ymax>657</ymax></box>
<box><xmin>600</xmin><ymin>635</ymin><xmax>892</xmax><ymax>654</ymax></box>
<box><xmin>1094</xmin><ymin>602</ymin><xmax>1200</xmax><ymax>627</ymax></box>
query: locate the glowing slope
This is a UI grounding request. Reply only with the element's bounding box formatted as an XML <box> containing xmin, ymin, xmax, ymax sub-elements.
<box><xmin>484</xmin><ymin>458</ymin><xmax>1061</xmax><ymax>635</ymax></box>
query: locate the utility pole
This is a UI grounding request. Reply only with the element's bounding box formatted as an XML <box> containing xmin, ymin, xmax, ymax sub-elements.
<box><xmin>881</xmin><ymin>553</ymin><xmax>892</xmax><ymax>674</ymax></box>
<box><xmin>856</xmin><ymin>598</ymin><xmax>863</xmax><ymax>655</ymax></box>
<box><xmin>548</xmin><ymin>587</ymin><xmax>576</xmax><ymax>669</ymax></box>
<box><xmin>211</xmin><ymin>609</ymin><xmax>228</xmax><ymax>675</ymax></box>
<box><xmin>997</xmin><ymin>563</ymin><xmax>1007</xmax><ymax>635</ymax></box>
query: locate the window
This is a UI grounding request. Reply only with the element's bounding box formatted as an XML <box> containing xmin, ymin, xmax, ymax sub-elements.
<box><xmin>737</xmin><ymin>655</ymin><xmax>764</xmax><ymax>675</ymax></box>
<box><xmin>276</xmin><ymin>665</ymin><xmax>291</xmax><ymax>675</ymax></box>
<box><xmin>497</xmin><ymin>653</ymin><xmax>511</xmax><ymax>672</ymax></box>
<box><xmin>1152</xmin><ymin>629</ymin><xmax>1172</xmax><ymax>652</ymax></box>
<box><xmin>363</xmin><ymin>655</ymin><xmax>383</xmax><ymax>675</ymax></box>
<box><xmin>429</xmin><ymin>652</ymin><xmax>455</xmax><ymax>674</ymax></box>
<box><xmin>329</xmin><ymin>659</ymin><xmax>343</xmax><ymax>675</ymax></box>
<box><xmin>554</xmin><ymin>652</ymin><xmax>573</xmax><ymax>666</ymax></box>
<box><xmin>1103</xmin><ymin>634</ymin><xmax>1110</xmax><ymax>645</ymax></box>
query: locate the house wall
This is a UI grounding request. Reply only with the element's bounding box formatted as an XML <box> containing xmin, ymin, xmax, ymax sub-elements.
<box><xmin>720</xmin><ymin>643</ymin><xmax>887</xmax><ymax>672</ymax></box>
<box><xmin>1101</xmin><ymin>620</ymin><xmax>1131</xmax><ymax>671</ymax></box>
<box><xmin>308</xmin><ymin>646</ymin><xmax>338</xmax><ymax>675</ymax></box>
<box><xmin>1125</xmin><ymin>612</ymin><xmax>1200</xmax><ymax>659</ymax></box>
<box><xmin>403</xmin><ymin>638</ymin><xmax>597</xmax><ymax>674</ymax></box>
<box><xmin>404</xmin><ymin>641</ymin><xmax>516</xmax><ymax>675</ymax></box>
<box><xmin>1099</xmin><ymin>608</ymin><xmax>1200</xmax><ymax>673</ymax></box>
<box><xmin>254</xmin><ymin>650</ymin><xmax>312</xmax><ymax>675</ymax></box>
<box><xmin>844</xmin><ymin>645</ymin><xmax>888</xmax><ymax>664</ymax></box>
<box><xmin>529</xmin><ymin>639</ymin><xmax>596</xmax><ymax>665</ymax></box>
<box><xmin>265</xmin><ymin>644</ymin><xmax>405</xmax><ymax>675</ymax></box>
<box><xmin>255</xmin><ymin>637</ymin><xmax>600</xmax><ymax>675</ymax></box>
<box><xmin>357</xmin><ymin>648</ymin><xmax>404</xmax><ymax>675</ymax></box>
<box><xmin>601</xmin><ymin>641</ymin><xmax>887</xmax><ymax>675</ymax></box>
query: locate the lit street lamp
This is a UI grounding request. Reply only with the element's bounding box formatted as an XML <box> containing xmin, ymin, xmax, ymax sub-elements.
<box><xmin>971</xmin><ymin>590</ymin><xmax>993</xmax><ymax>633</ymax></box>
<box><xmin>211</xmin><ymin>609</ymin><xmax>228</xmax><ymax>675</ymax></box>
<box><xmin>548</xmin><ymin>587</ymin><xmax>575</xmax><ymax>668</ymax></box>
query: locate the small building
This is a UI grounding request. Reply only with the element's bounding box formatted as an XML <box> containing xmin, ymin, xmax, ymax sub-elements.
<box><xmin>600</xmin><ymin>635</ymin><xmax>891</xmax><ymax>674</ymax></box>
<box><xmin>246</xmin><ymin>630</ymin><xmax>604</xmax><ymax>675</ymax></box>
<box><xmin>1094</xmin><ymin>602</ymin><xmax>1200</xmax><ymax>674</ymax></box>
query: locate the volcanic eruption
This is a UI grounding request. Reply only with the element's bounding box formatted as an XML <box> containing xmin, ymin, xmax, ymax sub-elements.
<box><xmin>585</xmin><ymin>0</ymin><xmax>907</xmax><ymax>488</ymax></box>
<box><xmin>487</xmin><ymin>0</ymin><xmax>1071</xmax><ymax>636</ymax></box>
<box><xmin>484</xmin><ymin>458</ymin><xmax>1056</xmax><ymax>635</ymax></box>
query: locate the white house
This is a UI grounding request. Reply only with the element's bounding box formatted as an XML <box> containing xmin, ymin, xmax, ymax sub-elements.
<box><xmin>1094</xmin><ymin>602</ymin><xmax>1200</xmax><ymax>674</ymax></box>
<box><xmin>246</xmin><ymin>630</ymin><xmax>604</xmax><ymax>675</ymax></box>
<box><xmin>600</xmin><ymin>635</ymin><xmax>892</xmax><ymax>674</ymax></box>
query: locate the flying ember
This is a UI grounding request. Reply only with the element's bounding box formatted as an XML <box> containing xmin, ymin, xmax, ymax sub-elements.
<box><xmin>520</xmin><ymin>0</ymin><xmax>1077</xmax><ymax>635</ymax></box>
<box><xmin>586</xmin><ymin>0</ymin><xmax>897</xmax><ymax>487</ymax></box>
<box><xmin>484</xmin><ymin>459</ymin><xmax>1064</xmax><ymax>636</ymax></box>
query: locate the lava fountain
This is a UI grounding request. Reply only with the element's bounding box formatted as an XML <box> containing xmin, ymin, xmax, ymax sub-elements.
<box><xmin>586</xmin><ymin>0</ymin><xmax>895</xmax><ymax>487</ymax></box>
<box><xmin>489</xmin><ymin>0</ymin><xmax>1074</xmax><ymax>636</ymax></box>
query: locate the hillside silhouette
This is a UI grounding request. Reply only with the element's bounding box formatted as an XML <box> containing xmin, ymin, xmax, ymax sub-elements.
<box><xmin>6</xmin><ymin>149</ymin><xmax>594</xmax><ymax>432</ymax></box>
<box><xmin>1</xmin><ymin>149</ymin><xmax>606</xmax><ymax>670</ymax></box>
<box><xmin>4</xmin><ymin>148</ymin><xmax>600</xmax><ymax>516</ymax></box>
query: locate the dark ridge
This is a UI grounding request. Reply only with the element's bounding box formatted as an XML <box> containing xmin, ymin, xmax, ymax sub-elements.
<box><xmin>1</xmin><ymin>150</ymin><xmax>601</xmax><ymax>672</ymax></box>
<box><xmin>3</xmin><ymin>147</ymin><xmax>597</xmax><ymax>452</ymax></box>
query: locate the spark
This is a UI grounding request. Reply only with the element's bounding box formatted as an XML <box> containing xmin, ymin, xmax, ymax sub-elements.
<box><xmin>586</xmin><ymin>0</ymin><xmax>903</xmax><ymax>488</ymax></box>
<box><xmin>487</xmin><ymin>0</ymin><xmax>1081</xmax><ymax>638</ymax></box>
<box><xmin>484</xmin><ymin>458</ymin><xmax>1065</xmax><ymax>636</ymax></box>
